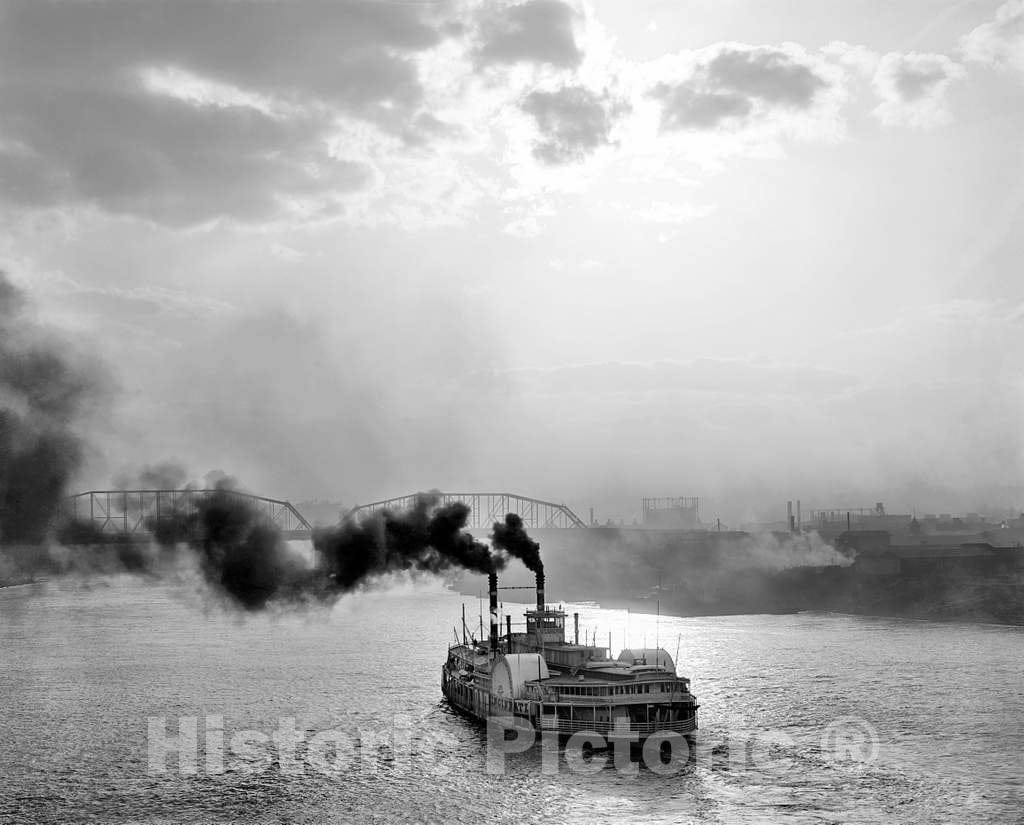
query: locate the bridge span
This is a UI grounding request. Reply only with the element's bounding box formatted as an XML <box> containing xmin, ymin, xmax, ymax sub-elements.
<box><xmin>64</xmin><ymin>489</ymin><xmax>314</xmax><ymax>539</ymax></box>
<box><xmin>61</xmin><ymin>488</ymin><xmax>588</xmax><ymax>544</ymax></box>
<box><xmin>345</xmin><ymin>492</ymin><xmax>587</xmax><ymax>529</ymax></box>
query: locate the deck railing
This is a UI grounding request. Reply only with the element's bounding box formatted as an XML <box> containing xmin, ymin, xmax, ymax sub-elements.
<box><xmin>540</xmin><ymin>717</ymin><xmax>697</xmax><ymax>735</ymax></box>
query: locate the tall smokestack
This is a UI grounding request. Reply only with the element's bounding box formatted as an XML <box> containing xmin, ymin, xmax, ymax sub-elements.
<box><xmin>787</xmin><ymin>501</ymin><xmax>794</xmax><ymax>532</ymax></box>
<box><xmin>488</xmin><ymin>571</ymin><xmax>499</xmax><ymax>656</ymax></box>
<box><xmin>536</xmin><ymin>569</ymin><xmax>545</xmax><ymax>611</ymax></box>
<box><xmin>574</xmin><ymin>612</ymin><xmax>579</xmax><ymax>645</ymax></box>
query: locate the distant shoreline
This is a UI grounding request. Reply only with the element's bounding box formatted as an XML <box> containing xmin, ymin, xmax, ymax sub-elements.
<box><xmin>590</xmin><ymin>600</ymin><xmax>1024</xmax><ymax>628</ymax></box>
<box><xmin>0</xmin><ymin>578</ymin><xmax>39</xmax><ymax>589</ymax></box>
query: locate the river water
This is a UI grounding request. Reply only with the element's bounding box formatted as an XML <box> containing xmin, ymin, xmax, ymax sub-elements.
<box><xmin>1</xmin><ymin>573</ymin><xmax>1022</xmax><ymax>824</ymax></box>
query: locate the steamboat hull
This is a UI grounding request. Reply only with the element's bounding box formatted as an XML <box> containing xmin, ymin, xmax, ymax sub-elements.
<box><xmin>441</xmin><ymin>657</ymin><xmax>698</xmax><ymax>745</ymax></box>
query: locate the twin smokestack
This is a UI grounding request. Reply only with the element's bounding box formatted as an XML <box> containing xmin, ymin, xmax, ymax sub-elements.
<box><xmin>488</xmin><ymin>568</ymin><xmax>546</xmax><ymax>655</ymax></box>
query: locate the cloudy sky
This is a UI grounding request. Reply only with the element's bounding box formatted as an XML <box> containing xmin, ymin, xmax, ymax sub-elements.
<box><xmin>2</xmin><ymin>0</ymin><xmax>1022</xmax><ymax>523</ymax></box>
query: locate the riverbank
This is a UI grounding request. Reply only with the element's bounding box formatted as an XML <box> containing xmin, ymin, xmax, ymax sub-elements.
<box><xmin>592</xmin><ymin>568</ymin><xmax>1024</xmax><ymax>626</ymax></box>
<box><xmin>0</xmin><ymin>575</ymin><xmax>37</xmax><ymax>588</ymax></box>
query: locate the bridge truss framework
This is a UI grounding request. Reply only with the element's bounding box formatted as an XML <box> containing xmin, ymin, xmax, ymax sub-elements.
<box><xmin>63</xmin><ymin>489</ymin><xmax>313</xmax><ymax>536</ymax></box>
<box><xmin>346</xmin><ymin>492</ymin><xmax>587</xmax><ymax>529</ymax></box>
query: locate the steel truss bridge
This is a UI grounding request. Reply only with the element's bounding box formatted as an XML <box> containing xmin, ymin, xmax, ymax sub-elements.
<box><xmin>62</xmin><ymin>489</ymin><xmax>587</xmax><ymax>542</ymax></box>
<box><xmin>64</xmin><ymin>489</ymin><xmax>313</xmax><ymax>537</ymax></box>
<box><xmin>345</xmin><ymin>492</ymin><xmax>587</xmax><ymax>529</ymax></box>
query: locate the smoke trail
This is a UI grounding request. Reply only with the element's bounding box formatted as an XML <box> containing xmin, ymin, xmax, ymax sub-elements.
<box><xmin>117</xmin><ymin>486</ymin><xmax>506</xmax><ymax>610</ymax></box>
<box><xmin>0</xmin><ymin>273</ymin><xmax>102</xmax><ymax>544</ymax></box>
<box><xmin>734</xmin><ymin>530</ymin><xmax>852</xmax><ymax>571</ymax></box>
<box><xmin>491</xmin><ymin>512</ymin><xmax>543</xmax><ymax>573</ymax></box>
<box><xmin>314</xmin><ymin>492</ymin><xmax>505</xmax><ymax>592</ymax></box>
<box><xmin>186</xmin><ymin>481</ymin><xmax>317</xmax><ymax>610</ymax></box>
<box><xmin>124</xmin><ymin>477</ymin><xmax>314</xmax><ymax>610</ymax></box>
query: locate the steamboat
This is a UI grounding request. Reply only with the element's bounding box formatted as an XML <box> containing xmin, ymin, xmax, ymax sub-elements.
<box><xmin>441</xmin><ymin>570</ymin><xmax>698</xmax><ymax>746</ymax></box>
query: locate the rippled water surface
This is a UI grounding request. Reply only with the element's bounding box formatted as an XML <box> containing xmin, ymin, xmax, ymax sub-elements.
<box><xmin>2</xmin><ymin>574</ymin><xmax>1023</xmax><ymax>824</ymax></box>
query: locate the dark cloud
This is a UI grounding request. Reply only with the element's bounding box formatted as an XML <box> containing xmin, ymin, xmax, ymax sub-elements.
<box><xmin>477</xmin><ymin>0</ymin><xmax>582</xmax><ymax>68</ymax></box>
<box><xmin>522</xmin><ymin>86</ymin><xmax>624</xmax><ymax>164</ymax></box>
<box><xmin>0</xmin><ymin>0</ymin><xmax>452</xmax><ymax>224</ymax></box>
<box><xmin>652</xmin><ymin>86</ymin><xmax>753</xmax><ymax>130</ymax></box>
<box><xmin>0</xmin><ymin>1</ymin><xmax>442</xmax><ymax>109</ymax></box>
<box><xmin>706</xmin><ymin>48</ymin><xmax>827</xmax><ymax>107</ymax></box>
<box><xmin>0</xmin><ymin>85</ymin><xmax>369</xmax><ymax>225</ymax></box>
<box><xmin>653</xmin><ymin>46</ymin><xmax>829</xmax><ymax>131</ymax></box>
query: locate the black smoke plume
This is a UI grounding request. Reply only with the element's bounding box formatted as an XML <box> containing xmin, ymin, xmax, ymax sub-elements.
<box><xmin>187</xmin><ymin>482</ymin><xmax>316</xmax><ymax>610</ymax></box>
<box><xmin>0</xmin><ymin>273</ymin><xmax>102</xmax><ymax>544</ymax></box>
<box><xmin>139</xmin><ymin>478</ymin><xmax>315</xmax><ymax>610</ymax></box>
<box><xmin>314</xmin><ymin>492</ymin><xmax>505</xmax><ymax>591</ymax></box>
<box><xmin>491</xmin><ymin>512</ymin><xmax>543</xmax><ymax>573</ymax></box>
<box><xmin>135</xmin><ymin>486</ymin><xmax>505</xmax><ymax>610</ymax></box>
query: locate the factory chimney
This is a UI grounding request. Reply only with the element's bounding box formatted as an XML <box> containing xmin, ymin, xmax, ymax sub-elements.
<box><xmin>787</xmin><ymin>501</ymin><xmax>794</xmax><ymax>532</ymax></box>
<box><xmin>536</xmin><ymin>569</ymin><xmax>545</xmax><ymax>612</ymax></box>
<box><xmin>488</xmin><ymin>571</ymin><xmax>499</xmax><ymax>656</ymax></box>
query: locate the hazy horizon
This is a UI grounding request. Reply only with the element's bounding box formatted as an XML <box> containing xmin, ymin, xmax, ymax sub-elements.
<box><xmin>2</xmin><ymin>0</ymin><xmax>1022</xmax><ymax>526</ymax></box>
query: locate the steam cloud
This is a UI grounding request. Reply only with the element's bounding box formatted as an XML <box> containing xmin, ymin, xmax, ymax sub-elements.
<box><xmin>0</xmin><ymin>273</ymin><xmax>101</xmax><ymax>544</ymax></box>
<box><xmin>491</xmin><ymin>512</ymin><xmax>543</xmax><ymax>573</ymax></box>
